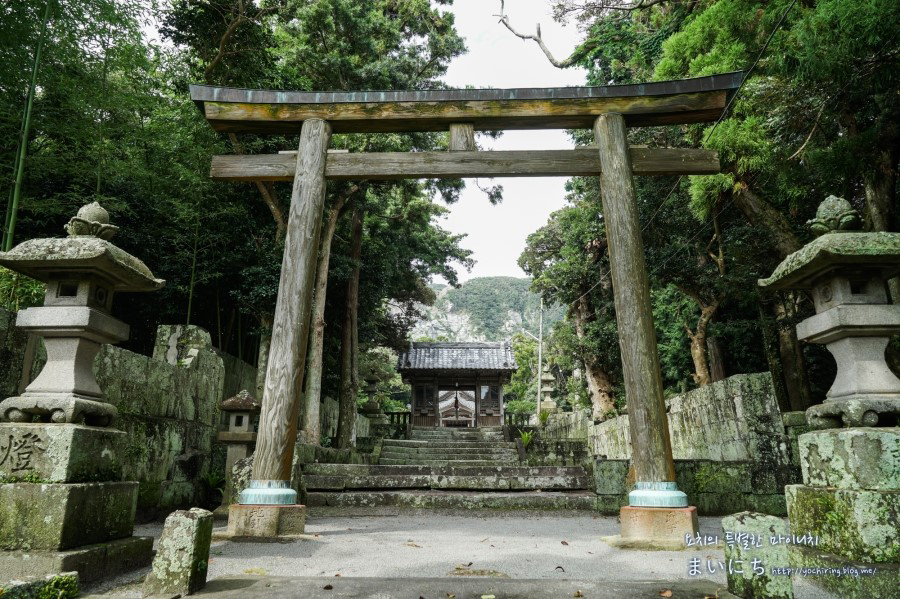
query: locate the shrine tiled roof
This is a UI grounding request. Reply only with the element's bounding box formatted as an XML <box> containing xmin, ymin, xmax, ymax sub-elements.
<box><xmin>398</xmin><ymin>342</ymin><xmax>517</xmax><ymax>373</ymax></box>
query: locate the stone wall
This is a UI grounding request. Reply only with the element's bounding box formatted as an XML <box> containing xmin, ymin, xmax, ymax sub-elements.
<box><xmin>1</xmin><ymin>307</ymin><xmax>258</xmax><ymax>517</ymax></box>
<box><xmin>542</xmin><ymin>373</ymin><xmax>800</xmax><ymax>516</ymax></box>
<box><xmin>546</xmin><ymin>373</ymin><xmax>792</xmax><ymax>465</ymax></box>
<box><xmin>0</xmin><ymin>308</ymin><xmax>29</xmax><ymax>399</ymax></box>
<box><xmin>320</xmin><ymin>395</ymin><xmax>371</xmax><ymax>442</ymax></box>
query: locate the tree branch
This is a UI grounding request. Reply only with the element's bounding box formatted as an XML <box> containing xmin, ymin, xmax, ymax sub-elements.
<box><xmin>788</xmin><ymin>99</ymin><xmax>828</xmax><ymax>161</ymax></box>
<box><xmin>496</xmin><ymin>0</ymin><xmax>577</xmax><ymax>68</ymax></box>
<box><xmin>228</xmin><ymin>133</ymin><xmax>288</xmax><ymax>242</ymax></box>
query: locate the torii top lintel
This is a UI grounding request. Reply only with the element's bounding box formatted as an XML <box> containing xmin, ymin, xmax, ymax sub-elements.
<box><xmin>190</xmin><ymin>72</ymin><xmax>743</xmax><ymax>135</ymax></box>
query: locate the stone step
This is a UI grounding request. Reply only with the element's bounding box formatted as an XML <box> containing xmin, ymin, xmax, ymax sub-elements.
<box><xmin>379</xmin><ymin>447</ymin><xmax>519</xmax><ymax>457</ymax></box>
<box><xmin>410</xmin><ymin>435</ymin><xmax>505</xmax><ymax>442</ymax></box>
<box><xmin>383</xmin><ymin>439</ymin><xmax>517</xmax><ymax>449</ymax></box>
<box><xmin>378</xmin><ymin>458</ymin><xmax>510</xmax><ymax>467</ymax></box>
<box><xmin>307</xmin><ymin>489</ymin><xmax>599</xmax><ymax>511</ymax></box>
<box><xmin>410</xmin><ymin>430</ymin><xmax>503</xmax><ymax>437</ymax></box>
<box><xmin>378</xmin><ymin>455</ymin><xmax>518</xmax><ymax>465</ymax></box>
<box><xmin>412</xmin><ymin>426</ymin><xmax>504</xmax><ymax>432</ymax></box>
<box><xmin>302</xmin><ymin>463</ymin><xmax>589</xmax><ymax>477</ymax></box>
<box><xmin>410</xmin><ymin>430</ymin><xmax>505</xmax><ymax>436</ymax></box>
<box><xmin>304</xmin><ymin>471</ymin><xmax>591</xmax><ymax>491</ymax></box>
<box><xmin>378</xmin><ymin>455</ymin><xmax>520</xmax><ymax>466</ymax></box>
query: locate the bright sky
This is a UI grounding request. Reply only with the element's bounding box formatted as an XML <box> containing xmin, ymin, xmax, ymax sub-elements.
<box><xmin>437</xmin><ymin>1</ymin><xmax>587</xmax><ymax>283</ymax></box>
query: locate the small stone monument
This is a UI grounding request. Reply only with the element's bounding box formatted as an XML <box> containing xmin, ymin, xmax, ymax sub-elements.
<box><xmin>143</xmin><ymin>508</ymin><xmax>213</xmax><ymax>598</ymax></box>
<box><xmin>538</xmin><ymin>366</ymin><xmax>558</xmax><ymax>415</ymax></box>
<box><xmin>758</xmin><ymin>195</ymin><xmax>900</xmax><ymax>597</ymax></box>
<box><xmin>0</xmin><ymin>202</ymin><xmax>163</xmax><ymax>582</ymax></box>
<box><xmin>216</xmin><ymin>390</ymin><xmax>260</xmax><ymax>517</ymax></box>
<box><xmin>721</xmin><ymin>512</ymin><xmax>793</xmax><ymax>599</ymax></box>
<box><xmin>358</xmin><ymin>375</ymin><xmax>388</xmax><ymax>425</ymax></box>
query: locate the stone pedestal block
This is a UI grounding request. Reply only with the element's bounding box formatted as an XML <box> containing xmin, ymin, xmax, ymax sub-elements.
<box><xmin>785</xmin><ymin>484</ymin><xmax>899</xmax><ymax>563</ymax></box>
<box><xmin>602</xmin><ymin>506</ymin><xmax>699</xmax><ymax>550</ymax></box>
<box><xmin>721</xmin><ymin>511</ymin><xmax>793</xmax><ymax>599</ymax></box>
<box><xmin>0</xmin><ymin>481</ymin><xmax>137</xmax><ymax>550</ymax></box>
<box><xmin>226</xmin><ymin>504</ymin><xmax>306</xmax><ymax>537</ymax></box>
<box><xmin>789</xmin><ymin>544</ymin><xmax>900</xmax><ymax>599</ymax></box>
<box><xmin>143</xmin><ymin>508</ymin><xmax>213</xmax><ymax>597</ymax></box>
<box><xmin>0</xmin><ymin>536</ymin><xmax>152</xmax><ymax>583</ymax></box>
<box><xmin>620</xmin><ymin>506</ymin><xmax>699</xmax><ymax>541</ymax></box>
<box><xmin>0</xmin><ymin>423</ymin><xmax>125</xmax><ymax>482</ymax></box>
<box><xmin>799</xmin><ymin>428</ymin><xmax>900</xmax><ymax>490</ymax></box>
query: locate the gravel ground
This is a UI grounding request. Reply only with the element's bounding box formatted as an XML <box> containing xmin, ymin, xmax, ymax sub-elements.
<box><xmin>83</xmin><ymin>513</ymin><xmax>838</xmax><ymax>598</ymax></box>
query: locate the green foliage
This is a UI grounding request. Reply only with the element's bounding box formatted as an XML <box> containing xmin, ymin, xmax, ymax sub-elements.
<box><xmin>0</xmin><ymin>471</ymin><xmax>48</xmax><ymax>484</ymax></box>
<box><xmin>0</xmin><ymin>0</ymin><xmax>476</xmax><ymax>391</ymax></box>
<box><xmin>538</xmin><ymin>411</ymin><xmax>550</xmax><ymax>427</ymax></box>
<box><xmin>200</xmin><ymin>471</ymin><xmax>226</xmax><ymax>503</ymax></box>
<box><xmin>506</xmin><ymin>333</ymin><xmax>537</xmax><ymax>402</ymax></box>
<box><xmin>518</xmin><ymin>429</ymin><xmax>534</xmax><ymax>449</ymax></box>
<box><xmin>0</xmin><ymin>267</ymin><xmax>43</xmax><ymax>312</ymax></box>
<box><xmin>505</xmin><ymin>399</ymin><xmax>536</xmax><ymax>415</ymax></box>
<box><xmin>37</xmin><ymin>573</ymin><xmax>79</xmax><ymax>599</ymax></box>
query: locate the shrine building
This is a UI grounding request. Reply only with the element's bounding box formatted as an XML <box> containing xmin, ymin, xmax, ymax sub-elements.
<box><xmin>398</xmin><ymin>342</ymin><xmax>517</xmax><ymax>428</ymax></box>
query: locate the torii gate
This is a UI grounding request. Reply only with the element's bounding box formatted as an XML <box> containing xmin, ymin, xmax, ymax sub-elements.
<box><xmin>191</xmin><ymin>72</ymin><xmax>743</xmax><ymax>542</ymax></box>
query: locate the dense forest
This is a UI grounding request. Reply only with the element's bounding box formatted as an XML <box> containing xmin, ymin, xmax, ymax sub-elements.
<box><xmin>509</xmin><ymin>0</ymin><xmax>898</xmax><ymax>419</ymax></box>
<box><xmin>1</xmin><ymin>1</ymin><xmax>897</xmax><ymax>432</ymax></box>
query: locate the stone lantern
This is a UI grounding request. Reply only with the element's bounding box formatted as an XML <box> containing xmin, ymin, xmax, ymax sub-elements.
<box><xmin>358</xmin><ymin>374</ymin><xmax>387</xmax><ymax>425</ymax></box>
<box><xmin>758</xmin><ymin>196</ymin><xmax>900</xmax><ymax>598</ymax></box>
<box><xmin>218</xmin><ymin>389</ymin><xmax>261</xmax><ymax>513</ymax></box>
<box><xmin>539</xmin><ymin>366</ymin><xmax>558</xmax><ymax>415</ymax></box>
<box><xmin>0</xmin><ymin>202</ymin><xmax>164</xmax><ymax>426</ymax></box>
<box><xmin>759</xmin><ymin>195</ymin><xmax>900</xmax><ymax>429</ymax></box>
<box><xmin>0</xmin><ymin>202</ymin><xmax>163</xmax><ymax>582</ymax></box>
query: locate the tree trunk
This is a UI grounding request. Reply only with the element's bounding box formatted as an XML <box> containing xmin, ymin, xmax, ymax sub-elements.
<box><xmin>862</xmin><ymin>142</ymin><xmax>899</xmax><ymax>302</ymax></box>
<box><xmin>574</xmin><ymin>297</ymin><xmax>615</xmax><ymax>420</ymax></box>
<box><xmin>683</xmin><ymin>298</ymin><xmax>719</xmax><ymax>387</ymax></box>
<box><xmin>255</xmin><ymin>313</ymin><xmax>272</xmax><ymax>400</ymax></box>
<box><xmin>773</xmin><ymin>292</ymin><xmax>814</xmax><ymax>412</ymax></box>
<box><xmin>758</xmin><ymin>296</ymin><xmax>793</xmax><ymax>414</ymax></box>
<box><xmin>731</xmin><ymin>181</ymin><xmax>802</xmax><ymax>258</ymax></box>
<box><xmin>299</xmin><ymin>202</ymin><xmax>346</xmax><ymax>445</ymax></box>
<box><xmin>335</xmin><ymin>206</ymin><xmax>364</xmax><ymax>449</ymax></box>
<box><xmin>707</xmin><ymin>336</ymin><xmax>726</xmax><ymax>383</ymax></box>
<box><xmin>730</xmin><ymin>181</ymin><xmax>814</xmax><ymax>407</ymax></box>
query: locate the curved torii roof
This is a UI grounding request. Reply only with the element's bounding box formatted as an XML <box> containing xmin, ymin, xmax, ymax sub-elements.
<box><xmin>189</xmin><ymin>72</ymin><xmax>744</xmax><ymax>134</ymax></box>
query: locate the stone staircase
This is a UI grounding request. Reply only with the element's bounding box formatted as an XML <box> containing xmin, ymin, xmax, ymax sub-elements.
<box><xmin>304</xmin><ymin>427</ymin><xmax>598</xmax><ymax>512</ymax></box>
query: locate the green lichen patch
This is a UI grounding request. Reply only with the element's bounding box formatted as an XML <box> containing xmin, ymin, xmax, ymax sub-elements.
<box><xmin>799</xmin><ymin>428</ymin><xmax>900</xmax><ymax>491</ymax></box>
<box><xmin>786</xmin><ymin>485</ymin><xmax>900</xmax><ymax>563</ymax></box>
<box><xmin>0</xmin><ymin>481</ymin><xmax>137</xmax><ymax>551</ymax></box>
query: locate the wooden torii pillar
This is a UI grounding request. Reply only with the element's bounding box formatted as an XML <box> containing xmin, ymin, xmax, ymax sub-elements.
<box><xmin>191</xmin><ymin>72</ymin><xmax>742</xmax><ymax>541</ymax></box>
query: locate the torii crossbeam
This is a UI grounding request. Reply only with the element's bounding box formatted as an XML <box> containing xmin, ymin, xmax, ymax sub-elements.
<box><xmin>192</xmin><ymin>72</ymin><xmax>743</xmax><ymax>543</ymax></box>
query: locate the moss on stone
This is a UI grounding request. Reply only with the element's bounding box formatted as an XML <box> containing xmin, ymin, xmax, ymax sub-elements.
<box><xmin>0</xmin><ymin>572</ymin><xmax>79</xmax><ymax>599</ymax></box>
<box><xmin>786</xmin><ymin>485</ymin><xmax>900</xmax><ymax>563</ymax></box>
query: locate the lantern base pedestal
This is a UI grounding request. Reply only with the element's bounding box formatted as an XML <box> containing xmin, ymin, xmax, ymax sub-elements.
<box><xmin>806</xmin><ymin>397</ymin><xmax>900</xmax><ymax>429</ymax></box>
<box><xmin>0</xmin><ymin>394</ymin><xmax>117</xmax><ymax>427</ymax></box>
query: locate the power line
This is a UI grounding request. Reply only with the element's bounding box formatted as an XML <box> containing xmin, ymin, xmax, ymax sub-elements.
<box><xmin>565</xmin><ymin>0</ymin><xmax>798</xmax><ymax>310</ymax></box>
<box><xmin>636</xmin><ymin>0</ymin><xmax>799</xmax><ymax>236</ymax></box>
